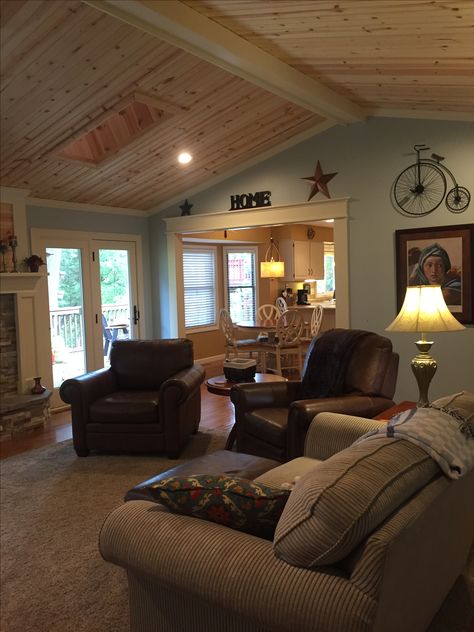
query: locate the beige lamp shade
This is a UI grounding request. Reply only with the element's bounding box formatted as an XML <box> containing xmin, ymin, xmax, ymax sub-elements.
<box><xmin>386</xmin><ymin>285</ymin><xmax>464</xmax><ymax>333</ymax></box>
<box><xmin>386</xmin><ymin>285</ymin><xmax>464</xmax><ymax>408</ymax></box>
<box><xmin>260</xmin><ymin>237</ymin><xmax>285</xmax><ymax>278</ymax></box>
<box><xmin>260</xmin><ymin>260</ymin><xmax>285</xmax><ymax>278</ymax></box>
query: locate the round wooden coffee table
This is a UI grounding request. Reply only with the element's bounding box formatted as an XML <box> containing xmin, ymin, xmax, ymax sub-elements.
<box><xmin>206</xmin><ymin>373</ymin><xmax>288</xmax><ymax>449</ymax></box>
<box><xmin>206</xmin><ymin>372</ymin><xmax>287</xmax><ymax>396</ymax></box>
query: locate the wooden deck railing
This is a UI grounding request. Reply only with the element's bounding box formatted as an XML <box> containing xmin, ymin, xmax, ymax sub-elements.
<box><xmin>49</xmin><ymin>304</ymin><xmax>129</xmax><ymax>350</ymax></box>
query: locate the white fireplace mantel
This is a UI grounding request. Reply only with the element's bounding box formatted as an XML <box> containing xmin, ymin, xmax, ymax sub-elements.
<box><xmin>0</xmin><ymin>272</ymin><xmax>44</xmax><ymax>294</ymax></box>
<box><xmin>0</xmin><ymin>273</ymin><xmax>45</xmax><ymax>394</ymax></box>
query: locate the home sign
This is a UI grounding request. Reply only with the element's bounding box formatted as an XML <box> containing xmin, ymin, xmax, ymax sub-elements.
<box><xmin>229</xmin><ymin>190</ymin><xmax>271</xmax><ymax>210</ymax></box>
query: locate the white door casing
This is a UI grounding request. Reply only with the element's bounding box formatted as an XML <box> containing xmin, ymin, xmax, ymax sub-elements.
<box><xmin>164</xmin><ymin>198</ymin><xmax>350</xmax><ymax>337</ymax></box>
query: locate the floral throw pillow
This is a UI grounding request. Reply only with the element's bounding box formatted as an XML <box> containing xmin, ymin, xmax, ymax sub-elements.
<box><xmin>145</xmin><ymin>474</ymin><xmax>290</xmax><ymax>539</ymax></box>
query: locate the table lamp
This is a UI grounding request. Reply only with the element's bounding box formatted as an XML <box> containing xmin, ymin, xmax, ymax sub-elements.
<box><xmin>386</xmin><ymin>285</ymin><xmax>464</xmax><ymax>407</ymax></box>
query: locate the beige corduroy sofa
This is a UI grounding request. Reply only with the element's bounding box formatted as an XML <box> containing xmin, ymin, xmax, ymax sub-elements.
<box><xmin>99</xmin><ymin>411</ymin><xmax>474</xmax><ymax>632</ymax></box>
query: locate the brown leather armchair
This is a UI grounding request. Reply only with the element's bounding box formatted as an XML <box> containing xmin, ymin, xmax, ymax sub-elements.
<box><xmin>60</xmin><ymin>339</ymin><xmax>205</xmax><ymax>458</ymax></box>
<box><xmin>230</xmin><ymin>329</ymin><xmax>399</xmax><ymax>462</ymax></box>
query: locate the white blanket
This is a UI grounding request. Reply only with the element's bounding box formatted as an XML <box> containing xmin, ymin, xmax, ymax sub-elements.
<box><xmin>356</xmin><ymin>406</ymin><xmax>474</xmax><ymax>480</ymax></box>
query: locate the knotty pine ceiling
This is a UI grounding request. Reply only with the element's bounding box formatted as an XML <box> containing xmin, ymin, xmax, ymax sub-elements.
<box><xmin>1</xmin><ymin>0</ymin><xmax>473</xmax><ymax>212</ymax></box>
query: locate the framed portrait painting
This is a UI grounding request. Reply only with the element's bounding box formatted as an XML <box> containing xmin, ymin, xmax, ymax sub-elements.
<box><xmin>394</xmin><ymin>224</ymin><xmax>474</xmax><ymax>324</ymax></box>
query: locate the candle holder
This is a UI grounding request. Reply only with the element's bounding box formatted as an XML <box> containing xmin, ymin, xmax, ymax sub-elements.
<box><xmin>0</xmin><ymin>241</ymin><xmax>7</xmax><ymax>273</ymax></box>
<box><xmin>8</xmin><ymin>235</ymin><xmax>18</xmax><ymax>273</ymax></box>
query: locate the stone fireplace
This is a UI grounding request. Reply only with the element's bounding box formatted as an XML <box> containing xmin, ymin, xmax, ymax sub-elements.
<box><xmin>0</xmin><ymin>278</ymin><xmax>51</xmax><ymax>437</ymax></box>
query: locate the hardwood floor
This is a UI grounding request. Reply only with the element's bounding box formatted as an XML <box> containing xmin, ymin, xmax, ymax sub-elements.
<box><xmin>0</xmin><ymin>361</ymin><xmax>234</xmax><ymax>460</ymax></box>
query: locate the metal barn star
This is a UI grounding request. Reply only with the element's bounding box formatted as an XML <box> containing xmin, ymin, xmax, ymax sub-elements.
<box><xmin>301</xmin><ymin>161</ymin><xmax>338</xmax><ymax>200</ymax></box>
<box><xmin>179</xmin><ymin>199</ymin><xmax>193</xmax><ymax>215</ymax></box>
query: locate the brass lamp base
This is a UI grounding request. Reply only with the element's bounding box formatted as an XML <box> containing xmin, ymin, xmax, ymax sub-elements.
<box><xmin>411</xmin><ymin>339</ymin><xmax>437</xmax><ymax>408</ymax></box>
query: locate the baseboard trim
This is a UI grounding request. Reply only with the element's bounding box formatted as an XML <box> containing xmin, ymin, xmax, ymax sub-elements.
<box><xmin>196</xmin><ymin>353</ymin><xmax>225</xmax><ymax>366</ymax></box>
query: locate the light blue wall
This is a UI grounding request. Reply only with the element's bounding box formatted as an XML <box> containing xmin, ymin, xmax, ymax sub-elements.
<box><xmin>153</xmin><ymin>117</ymin><xmax>474</xmax><ymax>402</ymax></box>
<box><xmin>26</xmin><ymin>205</ymin><xmax>153</xmax><ymax>337</ymax></box>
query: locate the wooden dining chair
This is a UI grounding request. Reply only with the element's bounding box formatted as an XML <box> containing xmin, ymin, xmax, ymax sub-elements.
<box><xmin>218</xmin><ymin>308</ymin><xmax>264</xmax><ymax>362</ymax></box>
<box><xmin>259</xmin><ymin>309</ymin><xmax>304</xmax><ymax>377</ymax></box>
<box><xmin>275</xmin><ymin>296</ymin><xmax>287</xmax><ymax>315</ymax></box>
<box><xmin>301</xmin><ymin>304</ymin><xmax>324</xmax><ymax>344</ymax></box>
<box><xmin>257</xmin><ymin>304</ymin><xmax>279</xmax><ymax>320</ymax></box>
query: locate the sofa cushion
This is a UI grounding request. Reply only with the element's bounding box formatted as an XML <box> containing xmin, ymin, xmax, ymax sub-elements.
<box><xmin>273</xmin><ymin>437</ymin><xmax>439</xmax><ymax>567</ymax></box>
<box><xmin>254</xmin><ymin>457</ymin><xmax>322</xmax><ymax>489</ymax></box>
<box><xmin>431</xmin><ymin>390</ymin><xmax>474</xmax><ymax>422</ymax></box>
<box><xmin>145</xmin><ymin>474</ymin><xmax>290</xmax><ymax>538</ymax></box>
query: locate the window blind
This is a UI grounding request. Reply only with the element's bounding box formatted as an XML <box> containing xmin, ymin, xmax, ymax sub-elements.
<box><xmin>183</xmin><ymin>248</ymin><xmax>216</xmax><ymax>328</ymax></box>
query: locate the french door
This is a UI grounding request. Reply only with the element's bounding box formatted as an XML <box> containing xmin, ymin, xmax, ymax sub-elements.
<box><xmin>91</xmin><ymin>240</ymin><xmax>139</xmax><ymax>368</ymax></box>
<box><xmin>31</xmin><ymin>231</ymin><xmax>142</xmax><ymax>407</ymax></box>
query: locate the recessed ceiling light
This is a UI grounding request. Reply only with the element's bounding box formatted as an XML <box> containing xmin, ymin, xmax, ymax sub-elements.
<box><xmin>178</xmin><ymin>152</ymin><xmax>192</xmax><ymax>164</ymax></box>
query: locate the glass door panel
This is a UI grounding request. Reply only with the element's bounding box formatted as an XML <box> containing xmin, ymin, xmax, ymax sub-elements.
<box><xmin>99</xmin><ymin>248</ymin><xmax>131</xmax><ymax>366</ymax></box>
<box><xmin>92</xmin><ymin>240</ymin><xmax>139</xmax><ymax>368</ymax></box>
<box><xmin>46</xmin><ymin>247</ymin><xmax>87</xmax><ymax>388</ymax></box>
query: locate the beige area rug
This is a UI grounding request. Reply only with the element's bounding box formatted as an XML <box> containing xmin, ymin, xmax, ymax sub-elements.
<box><xmin>1</xmin><ymin>432</ymin><xmax>473</xmax><ymax>632</ymax></box>
<box><xmin>0</xmin><ymin>431</ymin><xmax>226</xmax><ymax>632</ymax></box>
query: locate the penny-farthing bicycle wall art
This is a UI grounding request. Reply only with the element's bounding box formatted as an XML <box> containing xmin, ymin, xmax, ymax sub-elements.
<box><xmin>392</xmin><ymin>145</ymin><xmax>471</xmax><ymax>217</ymax></box>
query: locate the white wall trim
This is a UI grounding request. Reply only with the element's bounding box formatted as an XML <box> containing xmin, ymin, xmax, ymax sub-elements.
<box><xmin>164</xmin><ymin>199</ymin><xmax>350</xmax><ymax>337</ymax></box>
<box><xmin>164</xmin><ymin>198</ymin><xmax>349</xmax><ymax>234</ymax></box>
<box><xmin>368</xmin><ymin>108</ymin><xmax>474</xmax><ymax>123</ymax></box>
<box><xmin>26</xmin><ymin>196</ymin><xmax>148</xmax><ymax>216</ymax></box>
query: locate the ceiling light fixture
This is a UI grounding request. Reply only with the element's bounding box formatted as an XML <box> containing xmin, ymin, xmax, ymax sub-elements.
<box><xmin>178</xmin><ymin>152</ymin><xmax>192</xmax><ymax>165</ymax></box>
<box><xmin>260</xmin><ymin>237</ymin><xmax>285</xmax><ymax>278</ymax></box>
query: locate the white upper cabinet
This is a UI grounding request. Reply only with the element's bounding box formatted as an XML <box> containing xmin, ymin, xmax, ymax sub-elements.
<box><xmin>280</xmin><ymin>240</ymin><xmax>324</xmax><ymax>281</ymax></box>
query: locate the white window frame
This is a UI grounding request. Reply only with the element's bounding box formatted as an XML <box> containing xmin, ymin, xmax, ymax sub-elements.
<box><xmin>183</xmin><ymin>244</ymin><xmax>218</xmax><ymax>333</ymax></box>
<box><xmin>316</xmin><ymin>242</ymin><xmax>335</xmax><ymax>298</ymax></box>
<box><xmin>223</xmin><ymin>245</ymin><xmax>259</xmax><ymax>322</ymax></box>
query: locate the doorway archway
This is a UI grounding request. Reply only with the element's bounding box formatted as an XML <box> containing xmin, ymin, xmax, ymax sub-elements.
<box><xmin>163</xmin><ymin>197</ymin><xmax>349</xmax><ymax>337</ymax></box>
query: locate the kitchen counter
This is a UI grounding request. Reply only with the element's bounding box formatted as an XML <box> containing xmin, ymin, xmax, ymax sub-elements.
<box><xmin>288</xmin><ymin>301</ymin><xmax>336</xmax><ymax>332</ymax></box>
<box><xmin>292</xmin><ymin>301</ymin><xmax>336</xmax><ymax>310</ymax></box>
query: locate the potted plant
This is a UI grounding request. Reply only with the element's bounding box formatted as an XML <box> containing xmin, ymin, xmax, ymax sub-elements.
<box><xmin>24</xmin><ymin>254</ymin><xmax>45</xmax><ymax>273</ymax></box>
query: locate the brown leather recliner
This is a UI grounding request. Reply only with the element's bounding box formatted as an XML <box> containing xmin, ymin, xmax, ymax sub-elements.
<box><xmin>60</xmin><ymin>338</ymin><xmax>205</xmax><ymax>458</ymax></box>
<box><xmin>230</xmin><ymin>329</ymin><xmax>399</xmax><ymax>462</ymax></box>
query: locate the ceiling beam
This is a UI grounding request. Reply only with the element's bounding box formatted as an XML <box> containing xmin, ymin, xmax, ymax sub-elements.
<box><xmin>84</xmin><ymin>0</ymin><xmax>365</xmax><ymax>125</ymax></box>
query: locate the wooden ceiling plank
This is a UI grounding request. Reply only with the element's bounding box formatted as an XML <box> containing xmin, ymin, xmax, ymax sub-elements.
<box><xmin>21</xmin><ymin>94</ymin><xmax>318</xmax><ymax>198</ymax></box>
<box><xmin>182</xmin><ymin>0</ymin><xmax>474</xmax><ymax>121</ymax></box>
<box><xmin>1</xmin><ymin>37</ymin><xmax>181</xmax><ymax>161</ymax></box>
<box><xmin>22</xmin><ymin>107</ymin><xmax>320</xmax><ymax>205</ymax></box>
<box><xmin>1</xmin><ymin>19</ymin><xmax>148</xmax><ymax>119</ymax></box>
<box><xmin>85</xmin><ymin>0</ymin><xmax>362</xmax><ymax>123</ymax></box>
<box><xmin>2</xmin><ymin>37</ymin><xmax>195</xmax><ymax>150</ymax></box>
<box><xmin>1</xmin><ymin>2</ymin><xmax>97</xmax><ymax>89</ymax></box>
<box><xmin>0</xmin><ymin>0</ymin><xmax>76</xmax><ymax>59</ymax></box>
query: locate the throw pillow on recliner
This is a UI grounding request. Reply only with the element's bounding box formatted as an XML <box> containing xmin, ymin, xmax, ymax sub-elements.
<box><xmin>144</xmin><ymin>474</ymin><xmax>290</xmax><ymax>539</ymax></box>
<box><xmin>273</xmin><ymin>437</ymin><xmax>440</xmax><ymax>567</ymax></box>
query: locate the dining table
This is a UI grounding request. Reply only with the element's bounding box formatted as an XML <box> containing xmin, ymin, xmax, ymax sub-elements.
<box><xmin>235</xmin><ymin>318</ymin><xmax>278</xmax><ymax>332</ymax></box>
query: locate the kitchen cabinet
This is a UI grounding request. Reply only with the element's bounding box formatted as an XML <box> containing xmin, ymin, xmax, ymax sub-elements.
<box><xmin>280</xmin><ymin>240</ymin><xmax>324</xmax><ymax>281</ymax></box>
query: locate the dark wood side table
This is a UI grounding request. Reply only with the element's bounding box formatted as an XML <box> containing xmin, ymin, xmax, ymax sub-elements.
<box><xmin>206</xmin><ymin>373</ymin><xmax>288</xmax><ymax>448</ymax></box>
<box><xmin>374</xmin><ymin>401</ymin><xmax>416</xmax><ymax>420</ymax></box>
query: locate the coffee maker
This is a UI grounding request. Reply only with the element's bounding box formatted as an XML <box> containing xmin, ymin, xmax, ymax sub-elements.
<box><xmin>297</xmin><ymin>289</ymin><xmax>310</xmax><ymax>305</ymax></box>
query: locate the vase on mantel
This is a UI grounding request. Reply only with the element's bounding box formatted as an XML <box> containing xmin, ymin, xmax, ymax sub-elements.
<box><xmin>31</xmin><ymin>377</ymin><xmax>46</xmax><ymax>394</ymax></box>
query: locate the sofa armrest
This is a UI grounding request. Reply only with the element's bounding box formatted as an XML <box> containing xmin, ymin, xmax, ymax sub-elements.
<box><xmin>160</xmin><ymin>363</ymin><xmax>205</xmax><ymax>405</ymax></box>
<box><xmin>303</xmin><ymin>412</ymin><xmax>386</xmax><ymax>461</ymax></box>
<box><xmin>287</xmin><ymin>395</ymin><xmax>392</xmax><ymax>459</ymax></box>
<box><xmin>59</xmin><ymin>368</ymin><xmax>117</xmax><ymax>417</ymax></box>
<box><xmin>59</xmin><ymin>368</ymin><xmax>118</xmax><ymax>454</ymax></box>
<box><xmin>230</xmin><ymin>380</ymin><xmax>301</xmax><ymax>411</ymax></box>
<box><xmin>99</xmin><ymin>500</ymin><xmax>375</xmax><ymax>632</ymax></box>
